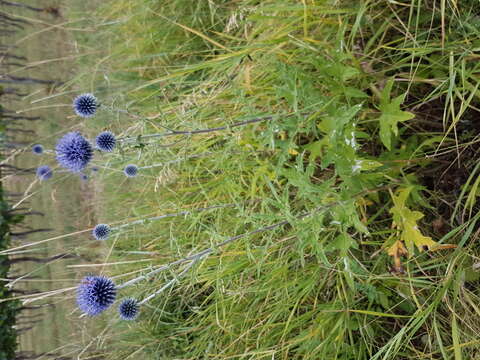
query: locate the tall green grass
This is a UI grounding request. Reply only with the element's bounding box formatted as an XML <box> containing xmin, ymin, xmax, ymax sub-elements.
<box><xmin>33</xmin><ymin>0</ymin><xmax>480</xmax><ymax>358</ymax></box>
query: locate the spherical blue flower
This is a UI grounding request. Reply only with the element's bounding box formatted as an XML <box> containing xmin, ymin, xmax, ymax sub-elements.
<box><xmin>77</xmin><ymin>275</ymin><xmax>116</xmax><ymax>316</ymax></box>
<box><xmin>123</xmin><ymin>164</ymin><xmax>138</xmax><ymax>178</ymax></box>
<box><xmin>80</xmin><ymin>174</ymin><xmax>88</xmax><ymax>181</ymax></box>
<box><xmin>55</xmin><ymin>132</ymin><xmax>93</xmax><ymax>173</ymax></box>
<box><xmin>36</xmin><ymin>165</ymin><xmax>53</xmax><ymax>181</ymax></box>
<box><xmin>73</xmin><ymin>93</ymin><xmax>98</xmax><ymax>118</ymax></box>
<box><xmin>92</xmin><ymin>224</ymin><xmax>110</xmax><ymax>241</ymax></box>
<box><xmin>118</xmin><ymin>298</ymin><xmax>139</xmax><ymax>320</ymax></box>
<box><xmin>95</xmin><ymin>131</ymin><xmax>116</xmax><ymax>152</ymax></box>
<box><xmin>32</xmin><ymin>144</ymin><xmax>44</xmax><ymax>155</ymax></box>
<box><xmin>91</xmin><ymin>166</ymin><xmax>99</xmax><ymax>172</ymax></box>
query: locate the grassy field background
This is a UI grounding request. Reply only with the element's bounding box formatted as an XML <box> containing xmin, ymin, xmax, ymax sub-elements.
<box><xmin>7</xmin><ymin>0</ymin><xmax>480</xmax><ymax>359</ymax></box>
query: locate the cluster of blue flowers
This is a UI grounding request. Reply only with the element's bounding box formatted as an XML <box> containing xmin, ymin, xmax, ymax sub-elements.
<box><xmin>28</xmin><ymin>91</ymin><xmax>270</xmax><ymax>324</ymax></box>
<box><xmin>34</xmin><ymin>94</ymin><xmax>144</xmax><ymax>319</ymax></box>
<box><xmin>76</xmin><ymin>275</ymin><xmax>140</xmax><ymax>319</ymax></box>
<box><xmin>28</xmin><ymin>94</ymin><xmax>167</xmax><ymax>320</ymax></box>
<box><xmin>32</xmin><ymin>94</ymin><xmax>142</xmax><ymax>184</ymax></box>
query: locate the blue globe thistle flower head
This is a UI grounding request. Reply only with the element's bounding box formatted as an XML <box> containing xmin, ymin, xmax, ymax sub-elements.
<box><xmin>124</xmin><ymin>164</ymin><xmax>138</xmax><ymax>178</ymax></box>
<box><xmin>36</xmin><ymin>165</ymin><xmax>53</xmax><ymax>181</ymax></box>
<box><xmin>80</xmin><ymin>174</ymin><xmax>88</xmax><ymax>181</ymax></box>
<box><xmin>92</xmin><ymin>224</ymin><xmax>110</xmax><ymax>241</ymax></box>
<box><xmin>118</xmin><ymin>298</ymin><xmax>140</xmax><ymax>320</ymax></box>
<box><xmin>77</xmin><ymin>275</ymin><xmax>116</xmax><ymax>316</ymax></box>
<box><xmin>32</xmin><ymin>144</ymin><xmax>44</xmax><ymax>155</ymax></box>
<box><xmin>55</xmin><ymin>132</ymin><xmax>93</xmax><ymax>173</ymax></box>
<box><xmin>73</xmin><ymin>93</ymin><xmax>98</xmax><ymax>118</ymax></box>
<box><xmin>95</xmin><ymin>131</ymin><xmax>116</xmax><ymax>152</ymax></box>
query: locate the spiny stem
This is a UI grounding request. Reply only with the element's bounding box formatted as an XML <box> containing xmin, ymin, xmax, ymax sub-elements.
<box><xmin>139</xmin><ymin>150</ymin><xmax>266</xmax><ymax>170</ymax></box>
<box><xmin>112</xmin><ymin>203</ymin><xmax>236</xmax><ymax>231</ymax></box>
<box><xmin>118</xmin><ymin>185</ymin><xmax>392</xmax><ymax>289</ymax></box>
<box><xmin>100</xmin><ymin>104</ymin><xmax>176</xmax><ymax>133</ymax></box>
<box><xmin>117</xmin><ymin>115</ymin><xmax>274</xmax><ymax>143</ymax></box>
<box><xmin>138</xmin><ymin>258</ymin><xmax>199</xmax><ymax>305</ymax></box>
<box><xmin>139</xmin><ymin>152</ymin><xmax>214</xmax><ymax>169</ymax></box>
<box><xmin>117</xmin><ymin>218</ymin><xmax>289</xmax><ymax>289</ymax></box>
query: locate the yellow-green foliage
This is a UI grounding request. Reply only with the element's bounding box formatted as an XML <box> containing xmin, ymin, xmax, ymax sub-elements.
<box><xmin>61</xmin><ymin>0</ymin><xmax>480</xmax><ymax>358</ymax></box>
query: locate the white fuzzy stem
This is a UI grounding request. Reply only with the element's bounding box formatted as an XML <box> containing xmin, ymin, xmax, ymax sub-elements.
<box><xmin>112</xmin><ymin>203</ymin><xmax>235</xmax><ymax>231</ymax></box>
<box><xmin>138</xmin><ymin>259</ymin><xmax>199</xmax><ymax>305</ymax></box>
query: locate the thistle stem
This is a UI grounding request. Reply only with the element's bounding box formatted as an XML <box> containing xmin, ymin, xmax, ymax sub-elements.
<box><xmin>117</xmin><ymin>115</ymin><xmax>274</xmax><ymax>143</ymax></box>
<box><xmin>138</xmin><ymin>152</ymin><xmax>213</xmax><ymax>169</ymax></box>
<box><xmin>117</xmin><ymin>218</ymin><xmax>289</xmax><ymax>289</ymax></box>
<box><xmin>138</xmin><ymin>258</ymin><xmax>199</xmax><ymax>305</ymax></box>
<box><xmin>100</xmin><ymin>104</ymin><xmax>176</xmax><ymax>133</ymax></box>
<box><xmin>118</xmin><ymin>185</ymin><xmax>392</xmax><ymax>289</ymax></box>
<box><xmin>112</xmin><ymin>203</ymin><xmax>236</xmax><ymax>232</ymax></box>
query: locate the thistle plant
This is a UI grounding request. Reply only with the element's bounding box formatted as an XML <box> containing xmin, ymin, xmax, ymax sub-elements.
<box><xmin>73</xmin><ymin>93</ymin><xmax>139</xmax><ymax>121</ymax></box>
<box><xmin>115</xmin><ymin>152</ymin><xmax>219</xmax><ymax>178</ymax></box>
<box><xmin>116</xmin><ymin>259</ymin><xmax>198</xmax><ymax>321</ymax></box>
<box><xmin>75</xmin><ymin>261</ymin><xmax>196</xmax><ymax>320</ymax></box>
<box><xmin>102</xmin><ymin>203</ymin><xmax>318</xmax><ymax>321</ymax></box>
<box><xmin>118</xmin><ymin>298</ymin><xmax>139</xmax><ymax>320</ymax></box>
<box><xmin>123</xmin><ymin>164</ymin><xmax>138</xmax><ymax>178</ymax></box>
<box><xmin>28</xmin><ymin>131</ymin><xmax>105</xmax><ymax>185</ymax></box>
<box><xmin>73</xmin><ymin>93</ymin><xmax>98</xmax><ymax>118</ymax></box>
<box><xmin>36</xmin><ymin>165</ymin><xmax>53</xmax><ymax>181</ymax></box>
<box><xmin>116</xmin><ymin>115</ymin><xmax>274</xmax><ymax>147</ymax></box>
<box><xmin>114</xmin><ymin>193</ymin><xmax>362</xmax><ymax>292</ymax></box>
<box><xmin>79</xmin><ymin>105</ymin><xmax>274</xmax><ymax>151</ymax></box>
<box><xmin>55</xmin><ymin>132</ymin><xmax>93</xmax><ymax>173</ymax></box>
<box><xmin>92</xmin><ymin>224</ymin><xmax>111</xmax><ymax>241</ymax></box>
<box><xmin>91</xmin><ymin>203</ymin><xmax>235</xmax><ymax>240</ymax></box>
<box><xmin>31</xmin><ymin>144</ymin><xmax>44</xmax><ymax>155</ymax></box>
<box><xmin>95</xmin><ymin>131</ymin><xmax>116</xmax><ymax>152</ymax></box>
<box><xmin>49</xmin><ymin>201</ymin><xmax>313</xmax><ymax>320</ymax></box>
<box><xmin>11</xmin><ymin>1</ymin><xmax>480</xmax><ymax>358</ymax></box>
<box><xmin>76</xmin><ymin>275</ymin><xmax>117</xmax><ymax>316</ymax></box>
